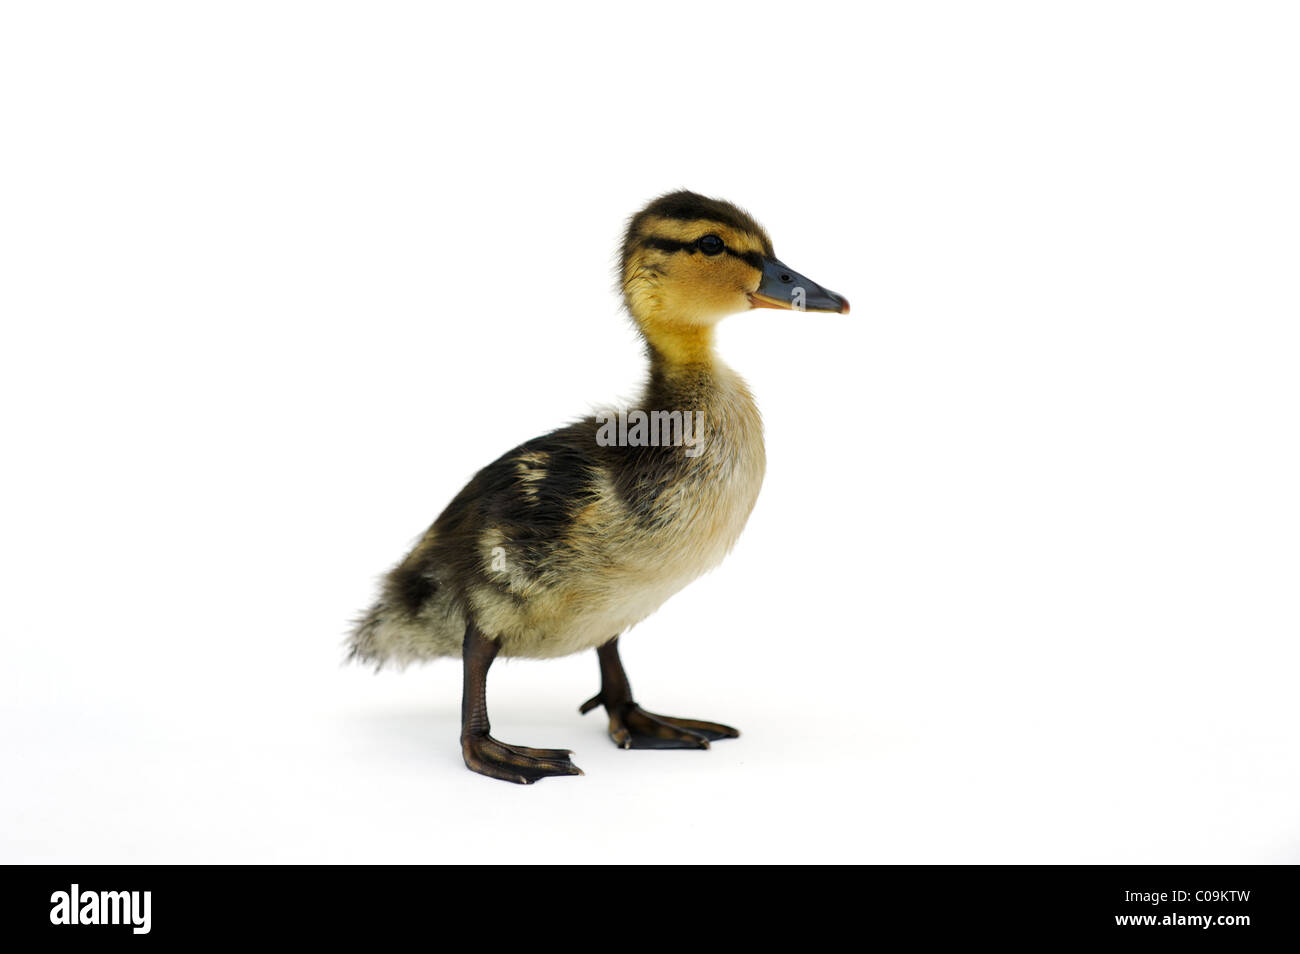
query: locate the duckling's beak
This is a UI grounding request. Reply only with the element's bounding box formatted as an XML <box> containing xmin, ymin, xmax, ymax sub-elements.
<box><xmin>749</xmin><ymin>256</ymin><xmax>850</xmax><ymax>314</ymax></box>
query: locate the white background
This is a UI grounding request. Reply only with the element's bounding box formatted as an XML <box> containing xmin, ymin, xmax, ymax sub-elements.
<box><xmin>2</xmin><ymin>2</ymin><xmax>1297</xmax><ymax>863</ymax></box>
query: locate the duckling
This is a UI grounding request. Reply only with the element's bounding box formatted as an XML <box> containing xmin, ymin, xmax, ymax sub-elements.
<box><xmin>349</xmin><ymin>190</ymin><xmax>849</xmax><ymax>783</ymax></box>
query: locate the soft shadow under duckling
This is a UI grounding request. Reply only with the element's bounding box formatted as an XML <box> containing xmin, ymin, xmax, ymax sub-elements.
<box><xmin>350</xmin><ymin>190</ymin><xmax>849</xmax><ymax>783</ymax></box>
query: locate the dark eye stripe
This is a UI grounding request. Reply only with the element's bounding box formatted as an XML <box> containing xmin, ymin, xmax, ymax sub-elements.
<box><xmin>640</xmin><ymin>235</ymin><xmax>763</xmax><ymax>269</ymax></box>
<box><xmin>642</xmin><ymin>236</ymin><xmax>695</xmax><ymax>255</ymax></box>
<box><xmin>726</xmin><ymin>248</ymin><xmax>764</xmax><ymax>269</ymax></box>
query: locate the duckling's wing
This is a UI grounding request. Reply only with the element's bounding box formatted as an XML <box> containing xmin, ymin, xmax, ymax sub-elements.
<box><xmin>347</xmin><ymin>419</ymin><xmax>606</xmax><ymax>666</ymax></box>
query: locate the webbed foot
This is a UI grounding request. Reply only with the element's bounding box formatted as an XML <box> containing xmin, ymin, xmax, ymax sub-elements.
<box><xmin>579</xmin><ymin>695</ymin><xmax>740</xmax><ymax>749</ymax></box>
<box><xmin>462</xmin><ymin>734</ymin><xmax>584</xmax><ymax>784</ymax></box>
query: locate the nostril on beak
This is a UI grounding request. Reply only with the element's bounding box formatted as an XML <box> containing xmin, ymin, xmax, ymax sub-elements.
<box><xmin>779</xmin><ymin>273</ymin><xmax>791</xmax><ymax>283</ymax></box>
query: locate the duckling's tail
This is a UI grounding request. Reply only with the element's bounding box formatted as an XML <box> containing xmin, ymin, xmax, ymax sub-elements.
<box><xmin>346</xmin><ymin>596</ymin><xmax>465</xmax><ymax>669</ymax></box>
<box><xmin>347</xmin><ymin>602</ymin><xmax>391</xmax><ymax>668</ymax></box>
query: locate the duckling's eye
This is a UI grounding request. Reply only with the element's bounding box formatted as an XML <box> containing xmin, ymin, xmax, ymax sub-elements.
<box><xmin>697</xmin><ymin>234</ymin><xmax>724</xmax><ymax>256</ymax></box>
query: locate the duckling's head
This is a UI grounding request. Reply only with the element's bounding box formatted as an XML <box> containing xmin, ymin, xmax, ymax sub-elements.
<box><xmin>621</xmin><ymin>190</ymin><xmax>848</xmax><ymax>364</ymax></box>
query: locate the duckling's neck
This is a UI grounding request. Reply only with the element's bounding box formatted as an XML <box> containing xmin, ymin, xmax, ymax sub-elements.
<box><xmin>637</xmin><ymin>316</ymin><xmax>750</xmax><ymax>420</ymax></box>
<box><xmin>638</xmin><ymin>315</ymin><xmax>717</xmax><ymax>374</ymax></box>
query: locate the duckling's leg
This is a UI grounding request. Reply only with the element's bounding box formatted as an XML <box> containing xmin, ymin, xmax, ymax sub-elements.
<box><xmin>460</xmin><ymin>622</ymin><xmax>583</xmax><ymax>784</ymax></box>
<box><xmin>579</xmin><ymin>637</ymin><xmax>740</xmax><ymax>749</ymax></box>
